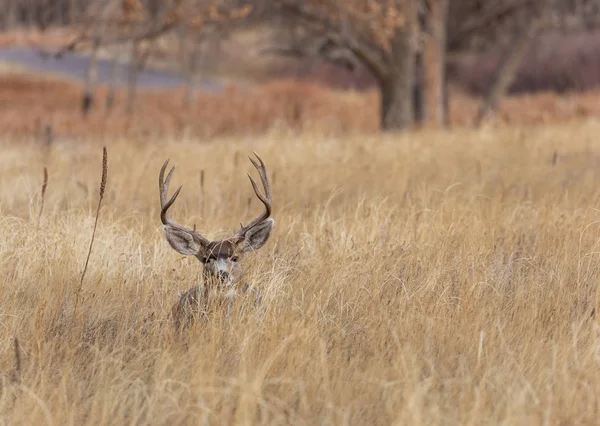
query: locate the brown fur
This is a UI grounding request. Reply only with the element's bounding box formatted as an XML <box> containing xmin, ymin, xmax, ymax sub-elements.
<box><xmin>172</xmin><ymin>286</ymin><xmax>207</xmax><ymax>331</ymax></box>
<box><xmin>171</xmin><ymin>281</ymin><xmax>263</xmax><ymax>331</ymax></box>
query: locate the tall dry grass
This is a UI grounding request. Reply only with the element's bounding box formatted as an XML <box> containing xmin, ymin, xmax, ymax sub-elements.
<box><xmin>2</xmin><ymin>120</ymin><xmax>600</xmax><ymax>425</ymax></box>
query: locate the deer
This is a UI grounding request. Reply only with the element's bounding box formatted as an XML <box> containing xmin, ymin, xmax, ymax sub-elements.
<box><xmin>159</xmin><ymin>152</ymin><xmax>274</xmax><ymax>330</ymax></box>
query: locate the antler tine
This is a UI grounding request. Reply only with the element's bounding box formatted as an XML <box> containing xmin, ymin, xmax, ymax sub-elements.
<box><xmin>159</xmin><ymin>159</ymin><xmax>181</xmax><ymax>225</ymax></box>
<box><xmin>247</xmin><ymin>174</ymin><xmax>271</xmax><ymax>212</ymax></box>
<box><xmin>236</xmin><ymin>152</ymin><xmax>272</xmax><ymax>238</ymax></box>
<box><xmin>159</xmin><ymin>159</ymin><xmax>210</xmax><ymax>245</ymax></box>
<box><xmin>249</xmin><ymin>151</ymin><xmax>272</xmax><ymax>199</ymax></box>
<box><xmin>161</xmin><ymin>184</ymin><xmax>184</xmax><ymax>225</ymax></box>
<box><xmin>159</xmin><ymin>159</ymin><xmax>170</xmax><ymax>212</ymax></box>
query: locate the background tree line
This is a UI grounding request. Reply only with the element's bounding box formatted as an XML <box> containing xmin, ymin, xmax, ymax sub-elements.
<box><xmin>2</xmin><ymin>0</ymin><xmax>600</xmax><ymax>132</ymax></box>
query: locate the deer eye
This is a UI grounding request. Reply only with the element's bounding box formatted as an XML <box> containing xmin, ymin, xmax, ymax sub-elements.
<box><xmin>231</xmin><ymin>256</ymin><xmax>239</xmax><ymax>262</ymax></box>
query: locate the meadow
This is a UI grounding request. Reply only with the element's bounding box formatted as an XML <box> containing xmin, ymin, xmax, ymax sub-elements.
<box><xmin>2</xmin><ymin>116</ymin><xmax>600</xmax><ymax>425</ymax></box>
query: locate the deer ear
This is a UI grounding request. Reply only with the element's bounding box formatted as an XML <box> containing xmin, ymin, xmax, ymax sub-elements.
<box><xmin>163</xmin><ymin>225</ymin><xmax>202</xmax><ymax>256</ymax></box>
<box><xmin>240</xmin><ymin>219</ymin><xmax>274</xmax><ymax>253</ymax></box>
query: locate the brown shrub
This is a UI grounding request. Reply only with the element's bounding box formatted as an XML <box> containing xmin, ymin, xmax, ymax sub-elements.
<box><xmin>0</xmin><ymin>27</ymin><xmax>77</xmax><ymax>48</ymax></box>
<box><xmin>2</xmin><ymin>71</ymin><xmax>600</xmax><ymax>141</ymax></box>
<box><xmin>0</xmin><ymin>74</ymin><xmax>379</xmax><ymax>139</ymax></box>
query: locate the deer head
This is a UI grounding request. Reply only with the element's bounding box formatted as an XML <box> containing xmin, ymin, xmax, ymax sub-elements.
<box><xmin>159</xmin><ymin>152</ymin><xmax>274</xmax><ymax>290</ymax></box>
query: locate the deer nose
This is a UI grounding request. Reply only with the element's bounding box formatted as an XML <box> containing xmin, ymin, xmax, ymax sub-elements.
<box><xmin>218</xmin><ymin>270</ymin><xmax>229</xmax><ymax>281</ymax></box>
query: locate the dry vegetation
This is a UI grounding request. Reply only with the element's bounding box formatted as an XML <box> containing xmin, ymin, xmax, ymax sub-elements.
<box><xmin>0</xmin><ymin>28</ymin><xmax>77</xmax><ymax>49</ymax></box>
<box><xmin>1</xmin><ymin>71</ymin><xmax>600</xmax><ymax>141</ymax></box>
<box><xmin>2</xmin><ymin>119</ymin><xmax>600</xmax><ymax>425</ymax></box>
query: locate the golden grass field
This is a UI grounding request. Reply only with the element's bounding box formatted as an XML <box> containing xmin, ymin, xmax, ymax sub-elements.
<box><xmin>2</xmin><ymin>119</ymin><xmax>600</xmax><ymax>425</ymax></box>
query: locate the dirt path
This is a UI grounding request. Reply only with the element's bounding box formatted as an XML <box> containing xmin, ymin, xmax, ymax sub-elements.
<box><xmin>0</xmin><ymin>46</ymin><xmax>227</xmax><ymax>92</ymax></box>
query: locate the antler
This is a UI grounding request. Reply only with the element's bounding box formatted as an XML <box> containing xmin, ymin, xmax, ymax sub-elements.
<box><xmin>159</xmin><ymin>159</ymin><xmax>211</xmax><ymax>246</ymax></box>
<box><xmin>234</xmin><ymin>151</ymin><xmax>272</xmax><ymax>240</ymax></box>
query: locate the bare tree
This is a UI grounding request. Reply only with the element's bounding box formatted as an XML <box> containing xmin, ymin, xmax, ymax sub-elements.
<box><xmin>105</xmin><ymin>47</ymin><xmax>122</xmax><ymax>113</ymax></box>
<box><xmin>175</xmin><ymin>0</ymin><xmax>253</xmax><ymax>107</ymax></box>
<box><xmin>182</xmin><ymin>26</ymin><xmax>202</xmax><ymax>107</ymax></box>
<box><xmin>261</xmin><ymin>0</ymin><xmax>600</xmax><ymax>131</ymax></box>
<box><xmin>474</xmin><ymin>20</ymin><xmax>541</xmax><ymax>127</ymax></box>
<box><xmin>263</xmin><ymin>1</ymin><xmax>420</xmax><ymax>131</ymax></box>
<box><xmin>30</xmin><ymin>0</ymin><xmax>252</xmax><ymax>118</ymax></box>
<box><xmin>261</xmin><ymin>1</ymin><xmax>538</xmax><ymax>131</ymax></box>
<box><xmin>82</xmin><ymin>36</ymin><xmax>100</xmax><ymax>116</ymax></box>
<box><xmin>469</xmin><ymin>1</ymin><xmax>600</xmax><ymax>125</ymax></box>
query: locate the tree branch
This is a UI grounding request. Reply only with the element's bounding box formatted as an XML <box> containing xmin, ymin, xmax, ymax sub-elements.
<box><xmin>450</xmin><ymin>0</ymin><xmax>536</xmax><ymax>46</ymax></box>
<box><xmin>274</xmin><ymin>2</ymin><xmax>390</xmax><ymax>80</ymax></box>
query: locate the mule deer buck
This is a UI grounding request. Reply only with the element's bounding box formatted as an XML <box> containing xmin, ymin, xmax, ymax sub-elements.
<box><xmin>159</xmin><ymin>152</ymin><xmax>274</xmax><ymax>329</ymax></box>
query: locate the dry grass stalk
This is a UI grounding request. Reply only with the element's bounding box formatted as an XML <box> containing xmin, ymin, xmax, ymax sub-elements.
<box><xmin>44</xmin><ymin>124</ymin><xmax>53</xmax><ymax>150</ymax></box>
<box><xmin>200</xmin><ymin>169</ymin><xmax>205</xmax><ymax>217</ymax></box>
<box><xmin>74</xmin><ymin>146</ymin><xmax>107</xmax><ymax>317</ymax></box>
<box><xmin>37</xmin><ymin>167</ymin><xmax>48</xmax><ymax>228</ymax></box>
<box><xmin>10</xmin><ymin>337</ymin><xmax>21</xmax><ymax>386</ymax></box>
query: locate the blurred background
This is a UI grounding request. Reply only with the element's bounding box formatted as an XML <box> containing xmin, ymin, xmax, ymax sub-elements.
<box><xmin>1</xmin><ymin>0</ymin><xmax>600</xmax><ymax>140</ymax></box>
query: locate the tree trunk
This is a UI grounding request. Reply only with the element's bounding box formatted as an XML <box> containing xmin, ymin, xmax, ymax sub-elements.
<box><xmin>442</xmin><ymin>70</ymin><xmax>449</xmax><ymax>127</ymax></box>
<box><xmin>136</xmin><ymin>40</ymin><xmax>154</xmax><ymax>73</ymax></box>
<box><xmin>126</xmin><ymin>39</ymin><xmax>140</xmax><ymax>115</ymax></box>
<box><xmin>424</xmin><ymin>0</ymin><xmax>449</xmax><ymax>127</ymax></box>
<box><xmin>414</xmin><ymin>51</ymin><xmax>424</xmax><ymax>124</ymax></box>
<box><xmin>379</xmin><ymin>0</ymin><xmax>418</xmax><ymax>131</ymax></box>
<box><xmin>474</xmin><ymin>21</ymin><xmax>539</xmax><ymax>127</ymax></box>
<box><xmin>82</xmin><ymin>36</ymin><xmax>100</xmax><ymax>117</ymax></box>
<box><xmin>2</xmin><ymin>0</ymin><xmax>17</xmax><ymax>30</ymax></box>
<box><xmin>380</xmin><ymin>69</ymin><xmax>415</xmax><ymax>131</ymax></box>
<box><xmin>105</xmin><ymin>47</ymin><xmax>121</xmax><ymax>113</ymax></box>
<box><xmin>178</xmin><ymin>23</ymin><xmax>189</xmax><ymax>64</ymax></box>
<box><xmin>52</xmin><ymin>0</ymin><xmax>64</xmax><ymax>26</ymax></box>
<box><xmin>69</xmin><ymin>0</ymin><xmax>78</xmax><ymax>24</ymax></box>
<box><xmin>184</xmin><ymin>36</ymin><xmax>200</xmax><ymax>108</ymax></box>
